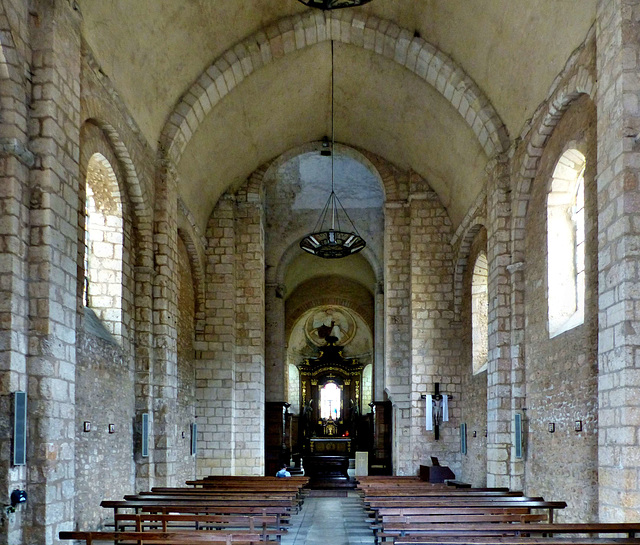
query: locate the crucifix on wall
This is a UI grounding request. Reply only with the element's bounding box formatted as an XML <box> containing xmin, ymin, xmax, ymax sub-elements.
<box><xmin>422</xmin><ymin>383</ymin><xmax>450</xmax><ymax>440</ymax></box>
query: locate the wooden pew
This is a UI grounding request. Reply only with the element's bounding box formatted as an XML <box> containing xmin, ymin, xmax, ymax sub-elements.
<box><xmin>112</xmin><ymin>513</ymin><xmax>286</xmax><ymax>542</ymax></box>
<box><xmin>375</xmin><ymin>522</ymin><xmax>640</xmax><ymax>543</ymax></box>
<box><xmin>59</xmin><ymin>530</ymin><xmax>266</xmax><ymax>544</ymax></box>
<box><xmin>392</xmin><ymin>537</ymin><xmax>640</xmax><ymax>545</ymax></box>
<box><xmin>374</xmin><ymin>513</ymin><xmax>549</xmax><ymax>542</ymax></box>
<box><xmin>122</xmin><ymin>493</ymin><xmax>302</xmax><ymax>513</ymax></box>
<box><xmin>384</xmin><ymin>523</ymin><xmax>640</xmax><ymax>538</ymax></box>
<box><xmin>366</xmin><ymin>499</ymin><xmax>567</xmax><ymax>524</ymax></box>
<box><xmin>101</xmin><ymin>500</ymin><xmax>294</xmax><ymax>528</ymax></box>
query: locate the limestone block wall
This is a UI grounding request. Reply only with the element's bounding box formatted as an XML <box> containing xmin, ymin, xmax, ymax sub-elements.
<box><xmin>25</xmin><ymin>3</ymin><xmax>83</xmax><ymax>543</ymax></box>
<box><xmin>75</xmin><ymin>330</ymin><xmax>135</xmax><ymax>531</ymax></box>
<box><xmin>459</xmin><ymin>228</ymin><xmax>489</xmax><ymax>486</ymax></box>
<box><xmin>196</xmin><ymin>178</ymin><xmax>266</xmax><ymax>476</ymax></box>
<box><xmin>233</xmin><ymin>183</ymin><xmax>265</xmax><ymax>475</ymax></box>
<box><xmin>523</xmin><ymin>96</ymin><xmax>598</xmax><ymax>519</ymax></box>
<box><xmin>384</xmin><ymin>199</ymin><xmax>412</xmax><ymax>473</ymax></box>
<box><xmin>595</xmin><ymin>0</ymin><xmax>640</xmax><ymax>521</ymax></box>
<box><xmin>176</xmin><ymin>237</ymin><xmax>197</xmax><ymax>484</ymax></box>
<box><xmin>408</xmin><ymin>187</ymin><xmax>459</xmax><ymax>474</ymax></box>
<box><xmin>197</xmin><ymin>196</ymin><xmax>237</xmax><ymax>476</ymax></box>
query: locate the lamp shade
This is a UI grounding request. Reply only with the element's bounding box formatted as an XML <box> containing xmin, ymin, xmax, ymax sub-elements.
<box><xmin>297</xmin><ymin>0</ymin><xmax>373</xmax><ymax>9</ymax></box>
<box><xmin>300</xmin><ymin>229</ymin><xmax>366</xmax><ymax>259</ymax></box>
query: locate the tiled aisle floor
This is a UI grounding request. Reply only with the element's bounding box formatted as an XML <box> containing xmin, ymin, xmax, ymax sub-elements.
<box><xmin>281</xmin><ymin>492</ymin><xmax>376</xmax><ymax>545</ymax></box>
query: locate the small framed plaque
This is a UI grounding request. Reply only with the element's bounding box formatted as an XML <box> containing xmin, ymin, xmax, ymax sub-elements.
<box><xmin>574</xmin><ymin>420</ymin><xmax>582</xmax><ymax>432</ymax></box>
<box><xmin>547</xmin><ymin>422</ymin><xmax>555</xmax><ymax>433</ymax></box>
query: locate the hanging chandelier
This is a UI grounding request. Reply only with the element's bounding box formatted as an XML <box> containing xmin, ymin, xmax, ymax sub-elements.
<box><xmin>297</xmin><ymin>0</ymin><xmax>373</xmax><ymax>9</ymax></box>
<box><xmin>300</xmin><ymin>42</ymin><xmax>366</xmax><ymax>259</ymax></box>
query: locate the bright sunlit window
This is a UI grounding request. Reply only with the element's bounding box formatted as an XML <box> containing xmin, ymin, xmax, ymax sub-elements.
<box><xmin>320</xmin><ymin>382</ymin><xmax>341</xmax><ymax>420</ymax></box>
<box><xmin>547</xmin><ymin>149</ymin><xmax>585</xmax><ymax>338</ymax></box>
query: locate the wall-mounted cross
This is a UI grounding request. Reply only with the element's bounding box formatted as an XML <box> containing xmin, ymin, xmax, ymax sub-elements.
<box><xmin>421</xmin><ymin>382</ymin><xmax>451</xmax><ymax>440</ymax></box>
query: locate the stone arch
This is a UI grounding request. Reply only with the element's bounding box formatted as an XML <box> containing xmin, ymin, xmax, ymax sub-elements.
<box><xmin>81</xmin><ymin>96</ymin><xmax>155</xmax><ymax>260</ymax></box>
<box><xmin>453</xmin><ymin>222</ymin><xmax>486</xmax><ymax>322</ymax></box>
<box><xmin>275</xmin><ymin>237</ymin><xmax>382</xmax><ymax>296</ymax></box>
<box><xmin>285</xmin><ymin>276</ymin><xmax>375</xmax><ymax>341</ymax></box>
<box><xmin>262</xmin><ymin>141</ymin><xmax>388</xmax><ymax>200</ymax></box>
<box><xmin>159</xmin><ymin>10</ymin><xmax>509</xmax><ymax>167</ymax></box>
<box><xmin>79</xmin><ymin>123</ymin><xmax>132</xmax><ymax>342</ymax></box>
<box><xmin>177</xmin><ymin>204</ymin><xmax>206</xmax><ymax>333</ymax></box>
<box><xmin>512</xmin><ymin>62</ymin><xmax>595</xmax><ymax>262</ymax></box>
<box><xmin>258</xmin><ymin>142</ymin><xmax>387</xmax><ymax>288</ymax></box>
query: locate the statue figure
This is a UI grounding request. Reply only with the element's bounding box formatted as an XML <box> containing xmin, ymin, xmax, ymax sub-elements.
<box><xmin>302</xmin><ymin>399</ymin><xmax>313</xmax><ymax>438</ymax></box>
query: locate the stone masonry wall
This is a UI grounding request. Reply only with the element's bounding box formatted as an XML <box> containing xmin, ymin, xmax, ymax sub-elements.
<box><xmin>459</xmin><ymin>228</ymin><xmax>489</xmax><ymax>486</ymax></box>
<box><xmin>408</xmin><ymin>187</ymin><xmax>460</xmax><ymax>475</ymax></box>
<box><xmin>176</xmin><ymin>236</ymin><xmax>196</xmax><ymax>484</ymax></box>
<box><xmin>196</xmin><ymin>196</ymin><xmax>237</xmax><ymax>476</ymax></box>
<box><xmin>595</xmin><ymin>0</ymin><xmax>640</xmax><ymax>521</ymax></box>
<box><xmin>384</xmin><ymin>199</ymin><xmax>412</xmax><ymax>473</ymax></box>
<box><xmin>233</xmin><ymin>181</ymin><xmax>266</xmax><ymax>475</ymax></box>
<box><xmin>75</xmin><ymin>330</ymin><xmax>134</xmax><ymax>531</ymax></box>
<box><xmin>26</xmin><ymin>3</ymin><xmax>82</xmax><ymax>543</ymax></box>
<box><xmin>523</xmin><ymin>95</ymin><xmax>598</xmax><ymax>520</ymax></box>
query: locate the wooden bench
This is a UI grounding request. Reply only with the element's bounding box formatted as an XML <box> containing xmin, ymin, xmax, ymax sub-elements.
<box><xmin>364</xmin><ymin>490</ymin><xmax>525</xmax><ymax>498</ymax></box>
<box><xmin>366</xmin><ymin>500</ymin><xmax>567</xmax><ymax>524</ymax></box>
<box><xmin>59</xmin><ymin>530</ymin><xmax>267</xmax><ymax>544</ymax></box>
<box><xmin>392</xmin><ymin>537</ymin><xmax>640</xmax><ymax>545</ymax></box>
<box><xmin>101</xmin><ymin>500</ymin><xmax>294</xmax><ymax>527</ymax></box>
<box><xmin>121</xmin><ymin>494</ymin><xmax>301</xmax><ymax>513</ymax></box>
<box><xmin>375</xmin><ymin>513</ymin><xmax>549</xmax><ymax>542</ymax></box>
<box><xmin>112</xmin><ymin>514</ymin><xmax>286</xmax><ymax>541</ymax></box>
<box><xmin>376</xmin><ymin>522</ymin><xmax>640</xmax><ymax>543</ymax></box>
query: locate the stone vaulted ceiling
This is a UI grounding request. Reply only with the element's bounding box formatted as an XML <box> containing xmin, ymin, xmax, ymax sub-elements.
<box><xmin>78</xmin><ymin>0</ymin><xmax>596</xmax><ymax>231</ymax></box>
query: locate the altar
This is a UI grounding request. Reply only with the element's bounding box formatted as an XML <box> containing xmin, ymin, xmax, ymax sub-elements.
<box><xmin>309</xmin><ymin>437</ymin><xmax>351</xmax><ymax>455</ymax></box>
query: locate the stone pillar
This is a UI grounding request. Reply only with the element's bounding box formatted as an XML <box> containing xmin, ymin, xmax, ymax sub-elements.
<box><xmin>134</xmin><ymin>260</ymin><xmax>156</xmax><ymax>491</ymax></box>
<box><xmin>596</xmin><ymin>0</ymin><xmax>640</xmax><ymax>521</ymax></box>
<box><xmin>407</xmin><ymin>189</ymin><xmax>457</xmax><ymax>472</ymax></box>
<box><xmin>150</xmin><ymin>158</ymin><xmax>180</xmax><ymax>486</ymax></box>
<box><xmin>374</xmin><ymin>285</ymin><xmax>385</xmax><ymax>402</ymax></box>
<box><xmin>26</xmin><ymin>1</ymin><xmax>82</xmax><ymax>542</ymax></box>
<box><xmin>485</xmin><ymin>154</ymin><xmax>514</xmax><ymax>488</ymax></box>
<box><xmin>265</xmin><ymin>283</ymin><xmax>286</xmax><ymax>403</ymax></box>
<box><xmin>0</xmin><ymin>5</ymin><xmax>32</xmax><ymax>545</ymax></box>
<box><xmin>233</xmin><ymin>187</ymin><xmax>265</xmax><ymax>475</ymax></box>
<box><xmin>197</xmin><ymin>195</ymin><xmax>236</xmax><ymax>476</ymax></box>
<box><xmin>384</xmin><ymin>200</ymin><xmax>412</xmax><ymax>474</ymax></box>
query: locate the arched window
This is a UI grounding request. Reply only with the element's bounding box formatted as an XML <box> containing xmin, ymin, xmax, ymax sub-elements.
<box><xmin>84</xmin><ymin>153</ymin><xmax>124</xmax><ymax>338</ymax></box>
<box><xmin>471</xmin><ymin>252</ymin><xmax>488</xmax><ymax>374</ymax></box>
<box><xmin>547</xmin><ymin>149</ymin><xmax>585</xmax><ymax>337</ymax></box>
<box><xmin>320</xmin><ymin>382</ymin><xmax>341</xmax><ymax>420</ymax></box>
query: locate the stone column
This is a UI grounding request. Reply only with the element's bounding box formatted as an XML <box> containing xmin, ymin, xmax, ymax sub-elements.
<box><xmin>485</xmin><ymin>154</ymin><xmax>514</xmax><ymax>488</ymax></box>
<box><xmin>26</xmin><ymin>1</ymin><xmax>82</xmax><ymax>542</ymax></box>
<box><xmin>133</xmin><ymin>259</ymin><xmax>156</xmax><ymax>491</ymax></box>
<box><xmin>151</xmin><ymin>158</ymin><xmax>180</xmax><ymax>486</ymax></box>
<box><xmin>596</xmin><ymin>0</ymin><xmax>640</xmax><ymax>521</ymax></box>
<box><xmin>407</xmin><ymin>189</ymin><xmax>457</xmax><ymax>472</ymax></box>
<box><xmin>0</xmin><ymin>4</ymin><xmax>32</xmax><ymax>544</ymax></box>
<box><xmin>374</xmin><ymin>285</ymin><xmax>385</xmax><ymax>402</ymax></box>
<box><xmin>384</xmin><ymin>200</ymin><xmax>412</xmax><ymax>474</ymax></box>
<box><xmin>233</xmin><ymin>187</ymin><xmax>265</xmax><ymax>475</ymax></box>
<box><xmin>197</xmin><ymin>195</ymin><xmax>236</xmax><ymax>476</ymax></box>
<box><xmin>265</xmin><ymin>283</ymin><xmax>286</xmax><ymax>403</ymax></box>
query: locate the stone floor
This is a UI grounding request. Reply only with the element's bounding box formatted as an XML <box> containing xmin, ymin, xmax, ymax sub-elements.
<box><xmin>281</xmin><ymin>492</ymin><xmax>375</xmax><ymax>545</ymax></box>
